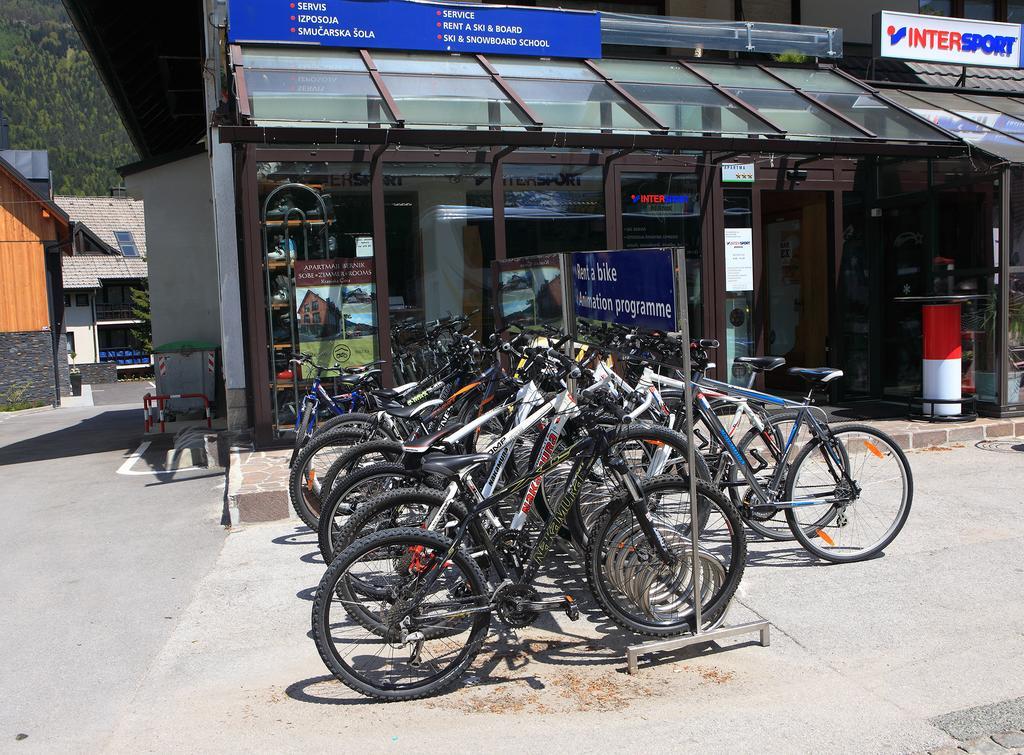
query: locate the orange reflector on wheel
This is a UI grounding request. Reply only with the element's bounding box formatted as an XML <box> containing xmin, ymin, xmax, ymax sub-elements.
<box><xmin>863</xmin><ymin>440</ymin><xmax>884</xmax><ymax>458</ymax></box>
<box><xmin>645</xmin><ymin>440</ymin><xmax>665</xmax><ymax>447</ymax></box>
<box><xmin>816</xmin><ymin>529</ymin><xmax>835</xmax><ymax>546</ymax></box>
<box><xmin>305</xmin><ymin>469</ymin><xmax>315</xmax><ymax>489</ymax></box>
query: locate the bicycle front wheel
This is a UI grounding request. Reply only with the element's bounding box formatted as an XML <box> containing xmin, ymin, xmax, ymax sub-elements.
<box><xmin>784</xmin><ymin>424</ymin><xmax>913</xmax><ymax>563</ymax></box>
<box><xmin>312</xmin><ymin>527</ymin><xmax>490</xmax><ymax>702</ymax></box>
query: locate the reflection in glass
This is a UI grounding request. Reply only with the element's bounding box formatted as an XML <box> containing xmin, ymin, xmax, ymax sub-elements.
<box><xmin>726</xmin><ymin>88</ymin><xmax>863</xmax><ymax>138</ymax></box>
<box><xmin>918</xmin><ymin>0</ymin><xmax>953</xmax><ymax>15</ymax></box>
<box><xmin>963</xmin><ymin>0</ymin><xmax>995</xmax><ymax>19</ymax></box>
<box><xmin>504</xmin><ymin>163</ymin><xmax>605</xmax><ymax>256</ymax></box>
<box><xmin>247</xmin><ymin>70</ymin><xmax>392</xmax><ymax>125</ymax></box>
<box><xmin>383</xmin><ymin>162</ymin><xmax>495</xmax><ymax>341</ymax></box>
<box><xmin>838</xmin><ymin>193</ymin><xmax>871</xmax><ymax>395</ymax></box>
<box><xmin>620</xmin><ymin>172</ymin><xmax>702</xmax><ymax>337</ymax></box>
<box><xmin>505</xmin><ymin>78</ymin><xmax>655</xmax><ymax>130</ymax></box>
<box><xmin>380</xmin><ymin>74</ymin><xmax>530</xmax><ymax>127</ymax></box>
<box><xmin>621</xmin><ymin>83</ymin><xmax>778</xmax><ymax>135</ymax></box>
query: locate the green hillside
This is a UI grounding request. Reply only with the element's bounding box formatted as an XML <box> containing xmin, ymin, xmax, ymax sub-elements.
<box><xmin>0</xmin><ymin>0</ymin><xmax>137</xmax><ymax>195</ymax></box>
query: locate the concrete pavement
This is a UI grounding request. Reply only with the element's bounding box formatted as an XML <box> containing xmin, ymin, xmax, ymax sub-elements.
<box><xmin>95</xmin><ymin>440</ymin><xmax>1024</xmax><ymax>753</ymax></box>
<box><xmin>0</xmin><ymin>402</ymin><xmax>226</xmax><ymax>752</ymax></box>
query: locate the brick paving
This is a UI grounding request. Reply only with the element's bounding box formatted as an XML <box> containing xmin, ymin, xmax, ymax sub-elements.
<box><xmin>921</xmin><ymin>729</ymin><xmax>1024</xmax><ymax>754</ymax></box>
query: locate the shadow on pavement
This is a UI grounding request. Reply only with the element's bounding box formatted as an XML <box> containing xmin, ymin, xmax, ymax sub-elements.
<box><xmin>0</xmin><ymin>408</ymin><xmax>140</xmax><ymax>467</ymax></box>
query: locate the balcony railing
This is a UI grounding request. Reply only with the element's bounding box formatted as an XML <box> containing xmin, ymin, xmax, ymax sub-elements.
<box><xmin>95</xmin><ymin>303</ymin><xmax>136</xmax><ymax>321</ymax></box>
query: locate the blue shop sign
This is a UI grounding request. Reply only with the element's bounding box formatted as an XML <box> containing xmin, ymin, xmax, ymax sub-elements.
<box><xmin>228</xmin><ymin>0</ymin><xmax>602</xmax><ymax>59</ymax></box>
<box><xmin>572</xmin><ymin>249</ymin><xmax>678</xmax><ymax>332</ymax></box>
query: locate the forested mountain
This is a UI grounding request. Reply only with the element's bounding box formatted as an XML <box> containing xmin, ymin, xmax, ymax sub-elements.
<box><xmin>0</xmin><ymin>0</ymin><xmax>137</xmax><ymax>195</ymax></box>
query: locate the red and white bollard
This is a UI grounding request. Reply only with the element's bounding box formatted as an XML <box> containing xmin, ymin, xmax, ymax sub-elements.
<box><xmin>922</xmin><ymin>303</ymin><xmax>962</xmax><ymax>417</ymax></box>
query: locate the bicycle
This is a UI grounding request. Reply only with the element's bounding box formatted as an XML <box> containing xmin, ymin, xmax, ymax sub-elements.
<box><xmin>312</xmin><ymin>390</ymin><xmax>744</xmax><ymax>701</ymax></box>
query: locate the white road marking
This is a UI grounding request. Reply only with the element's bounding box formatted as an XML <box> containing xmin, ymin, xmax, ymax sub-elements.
<box><xmin>117</xmin><ymin>441</ymin><xmax>200</xmax><ymax>476</ymax></box>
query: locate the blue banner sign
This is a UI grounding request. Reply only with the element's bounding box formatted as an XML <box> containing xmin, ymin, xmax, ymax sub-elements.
<box><xmin>572</xmin><ymin>249</ymin><xmax>678</xmax><ymax>332</ymax></box>
<box><xmin>228</xmin><ymin>0</ymin><xmax>602</xmax><ymax>59</ymax></box>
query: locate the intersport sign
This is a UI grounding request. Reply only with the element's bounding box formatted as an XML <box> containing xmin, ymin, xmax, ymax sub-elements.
<box><xmin>873</xmin><ymin>11</ymin><xmax>1023</xmax><ymax>69</ymax></box>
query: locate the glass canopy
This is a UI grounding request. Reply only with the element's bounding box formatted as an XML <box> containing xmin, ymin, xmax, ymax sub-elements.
<box><xmin>882</xmin><ymin>89</ymin><xmax>1024</xmax><ymax>163</ymax></box>
<box><xmin>235</xmin><ymin>47</ymin><xmax>958</xmax><ymax>145</ymax></box>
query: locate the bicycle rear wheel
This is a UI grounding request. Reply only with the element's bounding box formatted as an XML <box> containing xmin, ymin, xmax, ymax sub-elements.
<box><xmin>785</xmin><ymin>424</ymin><xmax>912</xmax><ymax>563</ymax></box>
<box><xmin>312</xmin><ymin>527</ymin><xmax>490</xmax><ymax>702</ymax></box>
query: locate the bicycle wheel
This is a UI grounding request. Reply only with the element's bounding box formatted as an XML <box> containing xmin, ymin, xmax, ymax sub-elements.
<box><xmin>318</xmin><ymin>439</ymin><xmax>404</xmax><ymax>499</ymax></box>
<box><xmin>288</xmin><ymin>426</ymin><xmax>377</xmax><ymax>528</ymax></box>
<box><xmin>332</xmin><ymin>488</ymin><xmax>468</xmax><ymax>567</ymax></box>
<box><xmin>586</xmin><ymin>476</ymin><xmax>745</xmax><ymax>636</ymax></box>
<box><xmin>312</xmin><ymin>527</ymin><xmax>490</xmax><ymax>702</ymax></box>
<box><xmin>315</xmin><ymin>411</ymin><xmax>377</xmax><ymax>438</ymax></box>
<box><xmin>785</xmin><ymin>424</ymin><xmax>912</xmax><ymax>563</ymax></box>
<box><xmin>317</xmin><ymin>466</ymin><xmax>438</xmax><ymax>563</ymax></box>
<box><xmin>731</xmin><ymin>411</ymin><xmax>805</xmax><ymax>541</ymax></box>
<box><xmin>557</xmin><ymin>423</ymin><xmax>711</xmax><ymax>549</ymax></box>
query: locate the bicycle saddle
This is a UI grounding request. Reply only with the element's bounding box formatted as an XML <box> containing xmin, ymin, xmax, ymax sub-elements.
<box><xmin>381</xmin><ymin>398</ymin><xmax>441</xmax><ymax>419</ymax></box>
<box><xmin>735</xmin><ymin>356</ymin><xmax>786</xmax><ymax>372</ymax></box>
<box><xmin>420</xmin><ymin>452</ymin><xmax>491</xmax><ymax>479</ymax></box>
<box><xmin>403</xmin><ymin>423</ymin><xmax>466</xmax><ymax>454</ymax></box>
<box><xmin>788</xmin><ymin>367</ymin><xmax>844</xmax><ymax>384</ymax></box>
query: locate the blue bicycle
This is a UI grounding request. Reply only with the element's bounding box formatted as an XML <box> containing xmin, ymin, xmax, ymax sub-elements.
<box><xmin>289</xmin><ymin>354</ymin><xmax>385</xmax><ymax>462</ymax></box>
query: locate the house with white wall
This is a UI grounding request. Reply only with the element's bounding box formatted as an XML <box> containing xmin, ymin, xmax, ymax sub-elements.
<box><xmin>54</xmin><ymin>194</ymin><xmax>149</xmax><ymax>381</ymax></box>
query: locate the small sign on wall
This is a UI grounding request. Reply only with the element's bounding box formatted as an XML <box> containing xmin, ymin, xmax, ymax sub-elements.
<box><xmin>722</xmin><ymin>163</ymin><xmax>755</xmax><ymax>184</ymax></box>
<box><xmin>724</xmin><ymin>228</ymin><xmax>754</xmax><ymax>292</ymax></box>
<box><xmin>355</xmin><ymin>237</ymin><xmax>374</xmax><ymax>258</ymax></box>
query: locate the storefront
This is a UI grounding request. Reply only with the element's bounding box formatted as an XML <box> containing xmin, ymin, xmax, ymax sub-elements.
<box><xmin>218</xmin><ymin>8</ymin><xmax>1024</xmax><ymax>443</ymax></box>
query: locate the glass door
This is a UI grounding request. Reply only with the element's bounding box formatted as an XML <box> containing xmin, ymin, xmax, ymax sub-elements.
<box><xmin>761</xmin><ymin>190</ymin><xmax>831</xmax><ymax>393</ymax></box>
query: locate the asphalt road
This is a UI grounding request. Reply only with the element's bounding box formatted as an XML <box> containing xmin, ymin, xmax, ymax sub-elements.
<box><xmin>0</xmin><ymin>403</ymin><xmax>226</xmax><ymax>752</ymax></box>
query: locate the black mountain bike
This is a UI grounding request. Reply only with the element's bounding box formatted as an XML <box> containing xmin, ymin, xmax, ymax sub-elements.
<box><xmin>312</xmin><ymin>394</ymin><xmax>745</xmax><ymax>701</ymax></box>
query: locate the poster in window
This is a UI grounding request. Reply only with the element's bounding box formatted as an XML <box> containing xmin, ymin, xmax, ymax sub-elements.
<box><xmin>494</xmin><ymin>254</ymin><xmax>564</xmax><ymax>332</ymax></box>
<box><xmin>294</xmin><ymin>259</ymin><xmax>377</xmax><ymax>368</ymax></box>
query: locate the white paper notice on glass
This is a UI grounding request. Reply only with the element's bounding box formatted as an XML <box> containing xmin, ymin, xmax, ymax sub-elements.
<box><xmin>724</xmin><ymin>228</ymin><xmax>754</xmax><ymax>292</ymax></box>
<box><xmin>355</xmin><ymin>236</ymin><xmax>374</xmax><ymax>258</ymax></box>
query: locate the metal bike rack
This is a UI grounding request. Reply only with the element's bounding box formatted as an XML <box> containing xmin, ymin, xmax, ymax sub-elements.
<box><xmin>624</xmin><ymin>248</ymin><xmax>770</xmax><ymax>674</ymax></box>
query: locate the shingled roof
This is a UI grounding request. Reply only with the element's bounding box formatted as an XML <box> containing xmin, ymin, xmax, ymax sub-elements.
<box><xmin>62</xmin><ymin>255</ymin><xmax>148</xmax><ymax>290</ymax></box>
<box><xmin>54</xmin><ymin>195</ymin><xmax>147</xmax><ymax>255</ymax></box>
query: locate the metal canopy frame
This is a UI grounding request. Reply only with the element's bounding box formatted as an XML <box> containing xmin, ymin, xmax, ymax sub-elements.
<box><xmin>230</xmin><ymin>47</ymin><xmax>965</xmax><ymax>156</ymax></box>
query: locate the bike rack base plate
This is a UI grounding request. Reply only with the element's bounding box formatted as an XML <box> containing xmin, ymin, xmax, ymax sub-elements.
<box><xmin>625</xmin><ymin>620</ymin><xmax>771</xmax><ymax>674</ymax></box>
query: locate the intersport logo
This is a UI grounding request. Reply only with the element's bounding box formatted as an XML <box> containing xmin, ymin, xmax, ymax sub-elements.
<box><xmin>886</xmin><ymin>22</ymin><xmax>1017</xmax><ymax>57</ymax></box>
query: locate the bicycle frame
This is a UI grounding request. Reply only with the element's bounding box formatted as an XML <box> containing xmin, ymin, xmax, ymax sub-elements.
<box><xmin>690</xmin><ymin>381</ymin><xmax>853</xmax><ymax>511</ymax></box>
<box><xmin>402</xmin><ymin>428</ymin><xmax>669</xmax><ymax>626</ymax></box>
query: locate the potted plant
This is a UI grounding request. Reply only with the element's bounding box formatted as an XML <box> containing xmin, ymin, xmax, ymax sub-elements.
<box><xmin>69</xmin><ymin>351</ymin><xmax>82</xmax><ymax>397</ymax></box>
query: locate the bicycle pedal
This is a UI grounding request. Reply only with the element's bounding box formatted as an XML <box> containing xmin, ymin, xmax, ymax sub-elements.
<box><xmin>563</xmin><ymin>595</ymin><xmax>579</xmax><ymax>621</ymax></box>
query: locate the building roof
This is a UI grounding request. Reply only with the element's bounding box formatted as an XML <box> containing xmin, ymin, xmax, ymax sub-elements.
<box><xmin>0</xmin><ymin>154</ymin><xmax>70</xmax><ymax>227</ymax></box>
<box><xmin>62</xmin><ymin>254</ymin><xmax>148</xmax><ymax>290</ymax></box>
<box><xmin>842</xmin><ymin>56</ymin><xmax>1024</xmax><ymax>93</ymax></box>
<box><xmin>53</xmin><ymin>195</ymin><xmax>147</xmax><ymax>255</ymax></box>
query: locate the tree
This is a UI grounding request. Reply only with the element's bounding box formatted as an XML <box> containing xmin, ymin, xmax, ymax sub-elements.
<box><xmin>130</xmin><ymin>282</ymin><xmax>152</xmax><ymax>353</ymax></box>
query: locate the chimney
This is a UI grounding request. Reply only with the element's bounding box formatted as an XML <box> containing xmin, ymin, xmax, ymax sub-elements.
<box><xmin>109</xmin><ymin>186</ymin><xmax>127</xmax><ymax>198</ymax></box>
<box><xmin>0</xmin><ymin>108</ymin><xmax>9</xmax><ymax>151</ymax></box>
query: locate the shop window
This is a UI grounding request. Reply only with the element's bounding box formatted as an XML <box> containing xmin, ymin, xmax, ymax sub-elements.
<box><xmin>920</xmin><ymin>0</ymin><xmax>1011</xmax><ymax>20</ymax></box>
<box><xmin>257</xmin><ymin>160</ymin><xmax>377</xmax><ymax>433</ymax></box>
<box><xmin>1006</xmin><ymin>167</ymin><xmax>1024</xmax><ymax>405</ymax></box>
<box><xmin>504</xmin><ymin>163</ymin><xmax>605</xmax><ymax>258</ymax></box>
<box><xmin>619</xmin><ymin>171</ymin><xmax>702</xmax><ymax>338</ymax></box>
<box><xmin>383</xmin><ymin>162</ymin><xmax>495</xmax><ymax>360</ymax></box>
